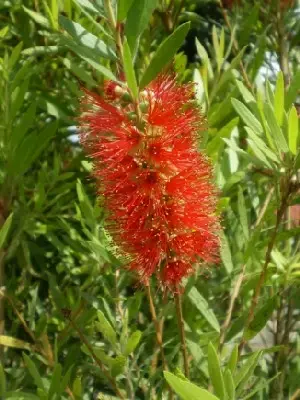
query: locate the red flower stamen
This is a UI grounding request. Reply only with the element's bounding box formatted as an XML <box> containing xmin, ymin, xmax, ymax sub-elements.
<box><xmin>80</xmin><ymin>75</ymin><xmax>220</xmax><ymax>288</ymax></box>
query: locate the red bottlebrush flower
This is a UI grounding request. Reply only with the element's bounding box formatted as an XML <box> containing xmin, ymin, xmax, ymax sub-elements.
<box><xmin>80</xmin><ymin>75</ymin><xmax>220</xmax><ymax>288</ymax></box>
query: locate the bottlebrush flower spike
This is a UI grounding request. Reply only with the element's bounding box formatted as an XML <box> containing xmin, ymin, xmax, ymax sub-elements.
<box><xmin>80</xmin><ymin>75</ymin><xmax>220</xmax><ymax>288</ymax></box>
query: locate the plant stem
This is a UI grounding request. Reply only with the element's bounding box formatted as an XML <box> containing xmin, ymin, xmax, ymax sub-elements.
<box><xmin>146</xmin><ymin>284</ymin><xmax>168</xmax><ymax>371</ymax></box>
<box><xmin>219</xmin><ymin>264</ymin><xmax>246</xmax><ymax>351</ymax></box>
<box><xmin>0</xmin><ymin>250</ymin><xmax>5</xmax><ymax>359</ymax></box>
<box><xmin>238</xmin><ymin>189</ymin><xmax>290</xmax><ymax>356</ymax></box>
<box><xmin>219</xmin><ymin>186</ymin><xmax>274</xmax><ymax>351</ymax></box>
<box><xmin>291</xmin><ymin>388</ymin><xmax>300</xmax><ymax>400</ymax></box>
<box><xmin>276</xmin><ymin>0</ymin><xmax>290</xmax><ymax>85</ymax></box>
<box><xmin>174</xmin><ymin>289</ymin><xmax>189</xmax><ymax>378</ymax></box>
<box><xmin>219</xmin><ymin>0</ymin><xmax>253</xmax><ymax>92</ymax></box>
<box><xmin>70</xmin><ymin>318</ymin><xmax>125</xmax><ymax>399</ymax></box>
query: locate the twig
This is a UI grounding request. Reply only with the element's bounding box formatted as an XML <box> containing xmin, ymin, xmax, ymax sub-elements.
<box><xmin>146</xmin><ymin>285</ymin><xmax>168</xmax><ymax>371</ymax></box>
<box><xmin>219</xmin><ymin>264</ymin><xmax>246</xmax><ymax>351</ymax></box>
<box><xmin>69</xmin><ymin>318</ymin><xmax>125</xmax><ymax>399</ymax></box>
<box><xmin>219</xmin><ymin>186</ymin><xmax>275</xmax><ymax>350</ymax></box>
<box><xmin>238</xmin><ymin>189</ymin><xmax>291</xmax><ymax>355</ymax></box>
<box><xmin>219</xmin><ymin>0</ymin><xmax>253</xmax><ymax>92</ymax></box>
<box><xmin>276</xmin><ymin>0</ymin><xmax>291</xmax><ymax>86</ymax></box>
<box><xmin>174</xmin><ymin>289</ymin><xmax>189</xmax><ymax>378</ymax></box>
<box><xmin>0</xmin><ymin>289</ymin><xmax>36</xmax><ymax>342</ymax></box>
<box><xmin>291</xmin><ymin>388</ymin><xmax>300</xmax><ymax>400</ymax></box>
<box><xmin>0</xmin><ymin>251</ymin><xmax>6</xmax><ymax>359</ymax></box>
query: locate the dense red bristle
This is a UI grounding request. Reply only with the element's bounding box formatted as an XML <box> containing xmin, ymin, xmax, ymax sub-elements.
<box><xmin>80</xmin><ymin>75</ymin><xmax>220</xmax><ymax>289</ymax></box>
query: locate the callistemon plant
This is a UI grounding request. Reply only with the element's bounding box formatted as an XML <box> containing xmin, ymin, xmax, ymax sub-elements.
<box><xmin>80</xmin><ymin>75</ymin><xmax>220</xmax><ymax>288</ymax></box>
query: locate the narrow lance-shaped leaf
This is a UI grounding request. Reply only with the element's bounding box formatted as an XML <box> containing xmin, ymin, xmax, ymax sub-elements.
<box><xmin>96</xmin><ymin>310</ymin><xmax>117</xmax><ymax>346</ymax></box>
<box><xmin>164</xmin><ymin>372</ymin><xmax>219</xmax><ymax>400</ymax></box>
<box><xmin>0</xmin><ymin>213</ymin><xmax>13</xmax><ymax>250</ymax></box>
<box><xmin>264</xmin><ymin>102</ymin><xmax>289</xmax><ymax>153</ymax></box>
<box><xmin>195</xmin><ymin>38</ymin><xmax>213</xmax><ymax>79</ymax></box>
<box><xmin>238</xmin><ymin>186</ymin><xmax>249</xmax><ymax>240</ymax></box>
<box><xmin>122</xmin><ymin>38</ymin><xmax>139</xmax><ymax>100</ymax></box>
<box><xmin>23</xmin><ymin>354</ymin><xmax>45</xmax><ymax>391</ymax></box>
<box><xmin>124</xmin><ymin>330</ymin><xmax>142</xmax><ymax>356</ymax></box>
<box><xmin>125</xmin><ymin>0</ymin><xmax>158</xmax><ymax>54</ymax></box>
<box><xmin>188</xmin><ymin>287</ymin><xmax>220</xmax><ymax>332</ymax></box>
<box><xmin>244</xmin><ymin>295</ymin><xmax>278</xmax><ymax>341</ymax></box>
<box><xmin>234</xmin><ymin>351</ymin><xmax>262</xmax><ymax>395</ymax></box>
<box><xmin>59</xmin><ymin>16</ymin><xmax>116</xmax><ymax>60</ymax></box>
<box><xmin>231</xmin><ymin>98</ymin><xmax>263</xmax><ymax>135</ymax></box>
<box><xmin>0</xmin><ymin>364</ymin><xmax>5</xmax><ymax>397</ymax></box>
<box><xmin>220</xmin><ymin>231</ymin><xmax>233</xmax><ymax>275</ymax></box>
<box><xmin>274</xmin><ymin>71</ymin><xmax>284</xmax><ymax>126</ymax></box>
<box><xmin>118</xmin><ymin>0</ymin><xmax>135</xmax><ymax>21</ymax></box>
<box><xmin>288</xmin><ymin>106</ymin><xmax>299</xmax><ymax>155</ymax></box>
<box><xmin>207</xmin><ymin>342</ymin><xmax>226</xmax><ymax>400</ymax></box>
<box><xmin>224</xmin><ymin>369</ymin><xmax>235</xmax><ymax>400</ymax></box>
<box><xmin>48</xmin><ymin>364</ymin><xmax>62</xmax><ymax>399</ymax></box>
<box><xmin>227</xmin><ymin>345</ymin><xmax>238</xmax><ymax>374</ymax></box>
<box><xmin>139</xmin><ymin>22</ymin><xmax>191</xmax><ymax>89</ymax></box>
<box><xmin>286</xmin><ymin>69</ymin><xmax>300</xmax><ymax>109</ymax></box>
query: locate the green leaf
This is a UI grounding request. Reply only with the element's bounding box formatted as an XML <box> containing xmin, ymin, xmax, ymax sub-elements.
<box><xmin>60</xmin><ymin>366</ymin><xmax>73</xmax><ymax>394</ymax></box>
<box><xmin>236</xmin><ymin>80</ymin><xmax>255</xmax><ymax>104</ymax></box>
<box><xmin>0</xmin><ymin>26</ymin><xmax>9</xmax><ymax>38</ymax></box>
<box><xmin>245</xmin><ymin>295</ymin><xmax>278</xmax><ymax>341</ymax></box>
<box><xmin>227</xmin><ymin>345</ymin><xmax>238</xmax><ymax>374</ymax></box>
<box><xmin>211</xmin><ymin>47</ymin><xmax>246</xmax><ymax>98</ymax></box>
<box><xmin>231</xmin><ymin>98</ymin><xmax>263</xmax><ymax>135</ymax></box>
<box><xmin>74</xmin><ymin>51</ymin><xmax>117</xmax><ymax>81</ymax></box>
<box><xmin>118</xmin><ymin>0</ymin><xmax>135</xmax><ymax>21</ymax></box>
<box><xmin>224</xmin><ymin>369</ymin><xmax>235</xmax><ymax>400</ymax></box>
<box><xmin>140</xmin><ymin>22</ymin><xmax>190</xmax><ymax>89</ymax></box>
<box><xmin>164</xmin><ymin>372</ymin><xmax>219</xmax><ymax>400</ymax></box>
<box><xmin>125</xmin><ymin>0</ymin><xmax>158</xmax><ymax>54</ymax></box>
<box><xmin>110</xmin><ymin>355</ymin><xmax>126</xmax><ymax>377</ymax></box>
<box><xmin>207</xmin><ymin>342</ymin><xmax>226</xmax><ymax>400</ymax></box>
<box><xmin>9</xmin><ymin>42</ymin><xmax>23</xmax><ymax>69</ymax></box>
<box><xmin>195</xmin><ymin>38</ymin><xmax>213</xmax><ymax>80</ymax></box>
<box><xmin>122</xmin><ymin>38</ymin><xmax>139</xmax><ymax>100</ymax></box>
<box><xmin>238</xmin><ymin>186</ymin><xmax>249</xmax><ymax>240</ymax></box>
<box><xmin>245</xmin><ymin>127</ymin><xmax>279</xmax><ymax>164</ymax></box>
<box><xmin>72</xmin><ymin>376</ymin><xmax>82</xmax><ymax>398</ymax></box>
<box><xmin>11</xmin><ymin>79</ymin><xmax>30</xmax><ymax>120</ymax></box>
<box><xmin>286</xmin><ymin>69</ymin><xmax>300</xmax><ymax>109</ymax></box>
<box><xmin>22</xmin><ymin>6</ymin><xmax>50</xmax><ymax>28</ymax></box>
<box><xmin>59</xmin><ymin>16</ymin><xmax>116</xmax><ymax>60</ymax></box>
<box><xmin>5</xmin><ymin>392</ymin><xmax>40</xmax><ymax>400</ymax></box>
<box><xmin>220</xmin><ymin>231</ymin><xmax>233</xmax><ymax>275</ymax></box>
<box><xmin>234</xmin><ymin>351</ymin><xmax>262</xmax><ymax>394</ymax></box>
<box><xmin>188</xmin><ymin>287</ymin><xmax>220</xmax><ymax>332</ymax></box>
<box><xmin>96</xmin><ymin>310</ymin><xmax>117</xmax><ymax>346</ymax></box>
<box><xmin>264</xmin><ymin>103</ymin><xmax>289</xmax><ymax>153</ymax></box>
<box><xmin>11</xmin><ymin>101</ymin><xmax>37</xmax><ymax>150</ymax></box>
<box><xmin>241</xmin><ymin>372</ymin><xmax>281</xmax><ymax>400</ymax></box>
<box><xmin>63</xmin><ymin>58</ymin><xmax>96</xmax><ymax>86</ymax></box>
<box><xmin>12</xmin><ymin>121</ymin><xmax>57</xmax><ymax>176</ymax></box>
<box><xmin>75</xmin><ymin>0</ymin><xmax>102</xmax><ymax>13</ymax></box>
<box><xmin>212</xmin><ymin>26</ymin><xmax>224</xmax><ymax>72</ymax></box>
<box><xmin>48</xmin><ymin>364</ymin><xmax>62</xmax><ymax>399</ymax></box>
<box><xmin>124</xmin><ymin>330</ymin><xmax>142</xmax><ymax>356</ymax></box>
<box><xmin>0</xmin><ymin>364</ymin><xmax>6</xmax><ymax>396</ymax></box>
<box><xmin>0</xmin><ymin>213</ymin><xmax>13</xmax><ymax>250</ymax></box>
<box><xmin>274</xmin><ymin>71</ymin><xmax>284</xmax><ymax>126</ymax></box>
<box><xmin>0</xmin><ymin>335</ymin><xmax>34</xmax><ymax>351</ymax></box>
<box><xmin>207</xmin><ymin>118</ymin><xmax>239</xmax><ymax>156</ymax></box>
<box><xmin>288</xmin><ymin>106</ymin><xmax>298</xmax><ymax>155</ymax></box>
<box><xmin>23</xmin><ymin>354</ymin><xmax>45</xmax><ymax>391</ymax></box>
<box><xmin>48</xmin><ymin>274</ymin><xmax>66</xmax><ymax>310</ymax></box>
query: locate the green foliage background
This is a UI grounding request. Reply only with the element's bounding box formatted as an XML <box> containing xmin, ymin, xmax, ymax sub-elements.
<box><xmin>0</xmin><ymin>0</ymin><xmax>299</xmax><ymax>399</ymax></box>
